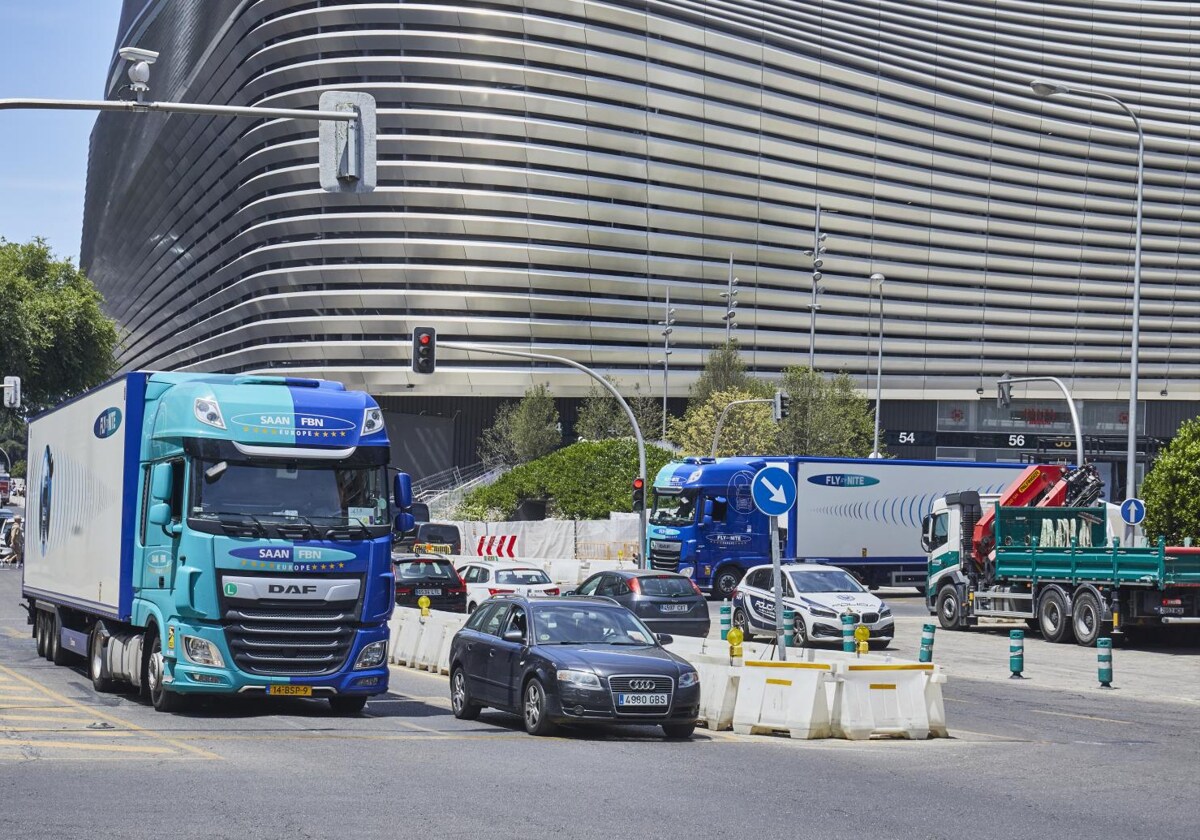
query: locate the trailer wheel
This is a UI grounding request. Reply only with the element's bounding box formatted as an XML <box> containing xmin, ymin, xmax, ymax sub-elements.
<box><xmin>1037</xmin><ymin>589</ymin><xmax>1074</xmax><ymax>644</ymax></box>
<box><xmin>936</xmin><ymin>586</ymin><xmax>964</xmax><ymax>631</ymax></box>
<box><xmin>35</xmin><ymin>612</ymin><xmax>48</xmax><ymax>658</ymax></box>
<box><xmin>49</xmin><ymin>613</ymin><xmax>71</xmax><ymax>666</ymax></box>
<box><xmin>1071</xmin><ymin>590</ymin><xmax>1104</xmax><ymax>647</ymax></box>
<box><xmin>88</xmin><ymin>625</ymin><xmax>119</xmax><ymax>693</ymax></box>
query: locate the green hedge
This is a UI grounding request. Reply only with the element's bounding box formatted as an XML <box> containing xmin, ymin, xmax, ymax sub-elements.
<box><xmin>457</xmin><ymin>439</ymin><xmax>676</xmax><ymax>520</ymax></box>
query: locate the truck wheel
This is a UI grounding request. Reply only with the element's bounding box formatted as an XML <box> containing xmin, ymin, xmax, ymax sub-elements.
<box><xmin>35</xmin><ymin>612</ymin><xmax>48</xmax><ymax>658</ymax></box>
<box><xmin>712</xmin><ymin>568</ymin><xmax>743</xmax><ymax>601</ymax></box>
<box><xmin>1037</xmin><ymin>589</ymin><xmax>1074</xmax><ymax>644</ymax></box>
<box><xmin>146</xmin><ymin>632</ymin><xmax>188</xmax><ymax>713</ymax></box>
<box><xmin>329</xmin><ymin>696</ymin><xmax>369</xmax><ymax>715</ymax></box>
<box><xmin>1071</xmin><ymin>590</ymin><xmax>1104</xmax><ymax>647</ymax></box>
<box><xmin>49</xmin><ymin>613</ymin><xmax>72</xmax><ymax>666</ymax></box>
<box><xmin>88</xmin><ymin>625</ymin><xmax>119</xmax><ymax>693</ymax></box>
<box><xmin>936</xmin><ymin>586</ymin><xmax>964</xmax><ymax>631</ymax></box>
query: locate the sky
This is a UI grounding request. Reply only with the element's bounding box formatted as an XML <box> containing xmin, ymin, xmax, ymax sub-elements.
<box><xmin>0</xmin><ymin>1</ymin><xmax>123</xmax><ymax>263</ymax></box>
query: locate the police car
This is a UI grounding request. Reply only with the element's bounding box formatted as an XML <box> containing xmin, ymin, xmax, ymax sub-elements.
<box><xmin>731</xmin><ymin>563</ymin><xmax>894</xmax><ymax>649</ymax></box>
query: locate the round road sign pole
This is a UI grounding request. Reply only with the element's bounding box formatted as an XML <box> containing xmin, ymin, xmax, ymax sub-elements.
<box><xmin>752</xmin><ymin>466</ymin><xmax>798</xmax><ymax>664</ymax></box>
<box><xmin>770</xmin><ymin>514</ymin><xmax>785</xmax><ymax>662</ymax></box>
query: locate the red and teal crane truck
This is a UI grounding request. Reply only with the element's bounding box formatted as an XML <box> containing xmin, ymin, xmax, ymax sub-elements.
<box><xmin>922</xmin><ymin>464</ymin><xmax>1200</xmax><ymax>645</ymax></box>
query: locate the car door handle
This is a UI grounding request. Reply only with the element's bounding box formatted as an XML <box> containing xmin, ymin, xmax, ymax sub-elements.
<box><xmin>489</xmin><ymin>650</ymin><xmax>495</xmax><ymax>657</ymax></box>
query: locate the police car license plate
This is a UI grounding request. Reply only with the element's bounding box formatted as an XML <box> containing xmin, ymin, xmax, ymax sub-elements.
<box><xmin>660</xmin><ymin>604</ymin><xmax>689</xmax><ymax>613</ymax></box>
<box><xmin>268</xmin><ymin>685</ymin><xmax>312</xmax><ymax>697</ymax></box>
<box><xmin>416</xmin><ymin>588</ymin><xmax>441</xmax><ymax>596</ymax></box>
<box><xmin>618</xmin><ymin>693</ymin><xmax>669</xmax><ymax>707</ymax></box>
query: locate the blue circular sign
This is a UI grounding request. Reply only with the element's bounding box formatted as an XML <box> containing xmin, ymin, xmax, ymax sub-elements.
<box><xmin>1120</xmin><ymin>498</ymin><xmax>1146</xmax><ymax>527</ymax></box>
<box><xmin>751</xmin><ymin>466</ymin><xmax>798</xmax><ymax>517</ymax></box>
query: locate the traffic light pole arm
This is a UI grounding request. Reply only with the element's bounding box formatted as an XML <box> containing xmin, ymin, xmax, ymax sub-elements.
<box><xmin>439</xmin><ymin>341</ymin><xmax>649</xmax><ymax>568</ymax></box>
<box><xmin>711</xmin><ymin>399</ymin><xmax>772</xmax><ymax>458</ymax></box>
<box><xmin>999</xmin><ymin>375</ymin><xmax>1084</xmax><ymax>468</ymax></box>
<box><xmin>0</xmin><ymin>98</ymin><xmax>357</xmax><ymax>123</ymax></box>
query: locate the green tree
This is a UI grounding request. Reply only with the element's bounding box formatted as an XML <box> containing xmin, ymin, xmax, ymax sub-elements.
<box><xmin>457</xmin><ymin>439</ymin><xmax>676</xmax><ymax>520</ymax></box>
<box><xmin>0</xmin><ymin>238</ymin><xmax>120</xmax><ymax>412</ymax></box>
<box><xmin>1141</xmin><ymin>419</ymin><xmax>1200</xmax><ymax>545</ymax></box>
<box><xmin>574</xmin><ymin>379</ymin><xmax>662</xmax><ymax>442</ymax></box>
<box><xmin>479</xmin><ymin>384</ymin><xmax>562</xmax><ymax>467</ymax></box>
<box><xmin>670</xmin><ymin>387</ymin><xmax>778</xmax><ymax>457</ymax></box>
<box><xmin>689</xmin><ymin>340</ymin><xmax>771</xmax><ymax>404</ymax></box>
<box><xmin>777</xmin><ymin>367</ymin><xmax>878</xmax><ymax>457</ymax></box>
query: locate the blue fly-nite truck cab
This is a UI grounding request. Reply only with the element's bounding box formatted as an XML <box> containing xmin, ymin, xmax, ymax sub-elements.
<box><xmin>648</xmin><ymin>455</ymin><xmax>1025</xmax><ymax>599</ymax></box>
<box><xmin>22</xmin><ymin>372</ymin><xmax>415</xmax><ymax>713</ymax></box>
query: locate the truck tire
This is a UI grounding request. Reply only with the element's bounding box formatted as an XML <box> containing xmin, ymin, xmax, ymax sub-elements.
<box><xmin>1071</xmin><ymin>589</ymin><xmax>1105</xmax><ymax>647</ymax></box>
<box><xmin>49</xmin><ymin>613</ymin><xmax>72</xmax><ymax>666</ymax></box>
<box><xmin>88</xmin><ymin>624</ymin><xmax>119</xmax><ymax>693</ymax></box>
<box><xmin>146</xmin><ymin>632</ymin><xmax>188</xmax><ymax>713</ymax></box>
<box><xmin>712</xmin><ymin>567</ymin><xmax>743</xmax><ymax>601</ymax></box>
<box><xmin>1037</xmin><ymin>589</ymin><xmax>1074</xmax><ymax>644</ymax></box>
<box><xmin>35</xmin><ymin>612</ymin><xmax>48</xmax><ymax>658</ymax></box>
<box><xmin>329</xmin><ymin>696</ymin><xmax>368</xmax><ymax>715</ymax></box>
<box><xmin>936</xmin><ymin>586</ymin><xmax>965</xmax><ymax>631</ymax></box>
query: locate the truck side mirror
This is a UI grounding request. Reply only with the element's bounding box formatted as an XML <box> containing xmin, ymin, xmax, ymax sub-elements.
<box><xmin>920</xmin><ymin>514</ymin><xmax>933</xmax><ymax>552</ymax></box>
<box><xmin>149</xmin><ymin>502</ymin><xmax>171</xmax><ymax>527</ymax></box>
<box><xmin>150</xmin><ymin>463</ymin><xmax>173</xmax><ymax>502</ymax></box>
<box><xmin>393</xmin><ymin>471</ymin><xmax>415</xmax><ymax>535</ymax></box>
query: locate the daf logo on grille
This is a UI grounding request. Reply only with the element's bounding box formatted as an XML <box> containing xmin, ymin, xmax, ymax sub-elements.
<box><xmin>629</xmin><ymin>679</ymin><xmax>656</xmax><ymax>691</ymax></box>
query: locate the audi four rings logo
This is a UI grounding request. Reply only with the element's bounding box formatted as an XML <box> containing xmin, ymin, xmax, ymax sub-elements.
<box><xmin>629</xmin><ymin>679</ymin><xmax>657</xmax><ymax>691</ymax></box>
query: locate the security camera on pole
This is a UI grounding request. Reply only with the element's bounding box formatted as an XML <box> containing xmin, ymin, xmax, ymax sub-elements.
<box><xmin>751</xmin><ymin>465</ymin><xmax>798</xmax><ymax>661</ymax></box>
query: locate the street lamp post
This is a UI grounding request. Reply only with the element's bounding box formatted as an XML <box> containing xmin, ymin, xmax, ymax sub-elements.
<box><xmin>869</xmin><ymin>273</ymin><xmax>886</xmax><ymax>458</ymax></box>
<box><xmin>720</xmin><ymin>255</ymin><xmax>739</xmax><ymax>343</ymax></box>
<box><xmin>658</xmin><ymin>291</ymin><xmax>676</xmax><ymax>441</ymax></box>
<box><xmin>804</xmin><ymin>205</ymin><xmax>829</xmax><ymax>369</ymax></box>
<box><xmin>1029</xmin><ymin>79</ymin><xmax>1144</xmax><ymax>512</ymax></box>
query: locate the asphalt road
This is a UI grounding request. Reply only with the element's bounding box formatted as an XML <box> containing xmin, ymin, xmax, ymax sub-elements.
<box><xmin>1</xmin><ymin>570</ymin><xmax>1197</xmax><ymax>839</ymax></box>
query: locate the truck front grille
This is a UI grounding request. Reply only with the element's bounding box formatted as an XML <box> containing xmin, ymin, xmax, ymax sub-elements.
<box><xmin>649</xmin><ymin>540</ymin><xmax>682</xmax><ymax>572</ymax></box>
<box><xmin>220</xmin><ymin>578</ymin><xmax>362</xmax><ymax>677</ymax></box>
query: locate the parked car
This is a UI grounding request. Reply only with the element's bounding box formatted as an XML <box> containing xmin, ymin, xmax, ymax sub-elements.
<box><xmin>448</xmin><ymin>595</ymin><xmax>700</xmax><ymax>737</ymax></box>
<box><xmin>412</xmin><ymin>522</ymin><xmax>462</xmax><ymax>554</ymax></box>
<box><xmin>569</xmin><ymin>570</ymin><xmax>709</xmax><ymax>638</ymax></box>
<box><xmin>392</xmin><ymin>503</ymin><xmax>431</xmax><ymax>554</ymax></box>
<box><xmin>732</xmin><ymin>563</ymin><xmax>894</xmax><ymax>649</ymax></box>
<box><xmin>393</xmin><ymin>555</ymin><xmax>467</xmax><ymax>612</ymax></box>
<box><xmin>456</xmin><ymin>560</ymin><xmax>560</xmax><ymax>612</ymax></box>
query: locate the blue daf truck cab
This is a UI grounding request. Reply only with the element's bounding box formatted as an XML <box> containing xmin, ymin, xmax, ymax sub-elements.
<box><xmin>23</xmin><ymin>371</ymin><xmax>415</xmax><ymax>713</ymax></box>
<box><xmin>648</xmin><ymin>455</ymin><xmax>1024</xmax><ymax>599</ymax></box>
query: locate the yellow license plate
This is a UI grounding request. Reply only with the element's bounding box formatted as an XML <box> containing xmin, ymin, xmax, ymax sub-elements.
<box><xmin>268</xmin><ymin>685</ymin><xmax>313</xmax><ymax>697</ymax></box>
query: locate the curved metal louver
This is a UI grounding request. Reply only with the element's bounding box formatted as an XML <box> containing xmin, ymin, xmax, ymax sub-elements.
<box><xmin>81</xmin><ymin>0</ymin><xmax>1200</xmax><ymax>400</ymax></box>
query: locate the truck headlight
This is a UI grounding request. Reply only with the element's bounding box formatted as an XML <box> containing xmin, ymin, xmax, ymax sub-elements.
<box><xmin>678</xmin><ymin>670</ymin><xmax>699</xmax><ymax>689</ymax></box>
<box><xmin>362</xmin><ymin>407</ymin><xmax>385</xmax><ymax>435</ymax></box>
<box><xmin>354</xmin><ymin>640</ymin><xmax>388</xmax><ymax>669</ymax></box>
<box><xmin>194</xmin><ymin>397</ymin><xmax>226</xmax><ymax>430</ymax></box>
<box><xmin>557</xmin><ymin>669</ymin><xmax>602</xmax><ymax>690</ymax></box>
<box><xmin>182</xmin><ymin>636</ymin><xmax>225</xmax><ymax>668</ymax></box>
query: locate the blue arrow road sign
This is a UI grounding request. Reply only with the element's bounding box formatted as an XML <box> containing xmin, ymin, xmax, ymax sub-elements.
<box><xmin>1120</xmin><ymin>497</ymin><xmax>1146</xmax><ymax>527</ymax></box>
<box><xmin>751</xmin><ymin>466</ymin><xmax>798</xmax><ymax>517</ymax></box>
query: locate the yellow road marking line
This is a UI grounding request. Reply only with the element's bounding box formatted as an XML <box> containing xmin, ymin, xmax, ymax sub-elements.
<box><xmin>168</xmin><ymin>732</ymin><xmax>528</xmax><ymax>743</ymax></box>
<box><xmin>0</xmin><ymin>726</ymin><xmax>133</xmax><ymax>735</ymax></box>
<box><xmin>393</xmin><ymin>719</ymin><xmax>448</xmax><ymax>736</ymax></box>
<box><xmin>1031</xmin><ymin>709</ymin><xmax>1136</xmax><ymax>726</ymax></box>
<box><xmin>0</xmin><ymin>739</ymin><xmax>175</xmax><ymax>754</ymax></box>
<box><xmin>0</xmin><ymin>664</ymin><xmax>221</xmax><ymax>761</ymax></box>
<box><xmin>2</xmin><ymin>627</ymin><xmax>27</xmax><ymax>638</ymax></box>
<box><xmin>0</xmin><ymin>704</ymin><xmax>79</xmax><ymax>712</ymax></box>
<box><xmin>0</xmin><ymin>714</ymin><xmax>95</xmax><ymax>724</ymax></box>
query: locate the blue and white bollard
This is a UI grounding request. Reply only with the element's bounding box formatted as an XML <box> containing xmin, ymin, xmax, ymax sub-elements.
<box><xmin>919</xmin><ymin>623</ymin><xmax>936</xmax><ymax>663</ymax></box>
<box><xmin>720</xmin><ymin>604</ymin><xmax>731</xmax><ymax>641</ymax></box>
<box><xmin>1097</xmin><ymin>637</ymin><xmax>1113</xmax><ymax>688</ymax></box>
<box><xmin>1009</xmin><ymin>629</ymin><xmax>1025</xmax><ymax>679</ymax></box>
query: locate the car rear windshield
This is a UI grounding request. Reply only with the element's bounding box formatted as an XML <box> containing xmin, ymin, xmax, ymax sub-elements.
<box><xmin>638</xmin><ymin>576</ymin><xmax>696</xmax><ymax>596</ymax></box>
<box><xmin>396</xmin><ymin>560</ymin><xmax>458</xmax><ymax>580</ymax></box>
<box><xmin>495</xmin><ymin>568</ymin><xmax>552</xmax><ymax>585</ymax></box>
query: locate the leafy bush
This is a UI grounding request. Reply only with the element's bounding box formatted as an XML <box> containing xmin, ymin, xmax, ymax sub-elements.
<box><xmin>1142</xmin><ymin>418</ymin><xmax>1200</xmax><ymax>545</ymax></box>
<box><xmin>457</xmin><ymin>439</ymin><xmax>676</xmax><ymax>520</ymax></box>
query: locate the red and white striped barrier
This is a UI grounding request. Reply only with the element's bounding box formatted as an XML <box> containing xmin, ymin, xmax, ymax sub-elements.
<box><xmin>476</xmin><ymin>534</ymin><xmax>518</xmax><ymax>557</ymax></box>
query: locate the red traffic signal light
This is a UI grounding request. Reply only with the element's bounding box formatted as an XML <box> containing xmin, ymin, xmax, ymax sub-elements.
<box><xmin>412</xmin><ymin>327</ymin><xmax>437</xmax><ymax>374</ymax></box>
<box><xmin>632</xmin><ymin>477</ymin><xmax>646</xmax><ymax>512</ymax></box>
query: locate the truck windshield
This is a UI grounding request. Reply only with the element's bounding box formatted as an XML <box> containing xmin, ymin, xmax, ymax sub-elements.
<box><xmin>189</xmin><ymin>460</ymin><xmax>389</xmax><ymax>537</ymax></box>
<box><xmin>650</xmin><ymin>491</ymin><xmax>697</xmax><ymax>526</ymax></box>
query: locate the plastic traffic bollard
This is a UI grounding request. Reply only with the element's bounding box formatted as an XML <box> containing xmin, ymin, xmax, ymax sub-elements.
<box><xmin>919</xmin><ymin>623</ymin><xmax>936</xmax><ymax>663</ymax></box>
<box><xmin>720</xmin><ymin>604</ymin><xmax>731</xmax><ymax>641</ymax></box>
<box><xmin>1009</xmin><ymin>629</ymin><xmax>1025</xmax><ymax>679</ymax></box>
<box><xmin>841</xmin><ymin>613</ymin><xmax>856</xmax><ymax>653</ymax></box>
<box><xmin>783</xmin><ymin>609</ymin><xmax>795</xmax><ymax>647</ymax></box>
<box><xmin>1097</xmin><ymin>637</ymin><xmax>1113</xmax><ymax>688</ymax></box>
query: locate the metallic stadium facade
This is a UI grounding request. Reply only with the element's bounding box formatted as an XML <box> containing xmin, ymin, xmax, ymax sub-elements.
<box><xmin>82</xmin><ymin>0</ymin><xmax>1198</xmax><ymax>479</ymax></box>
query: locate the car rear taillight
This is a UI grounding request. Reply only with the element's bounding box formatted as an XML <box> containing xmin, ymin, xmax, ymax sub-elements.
<box><xmin>488</xmin><ymin>588</ymin><xmax>516</xmax><ymax>596</ymax></box>
<box><xmin>544</xmin><ymin>587</ymin><xmax>560</xmax><ymax>596</ymax></box>
<box><xmin>627</xmin><ymin>577</ymin><xmax>642</xmax><ymax>595</ymax></box>
<box><xmin>690</xmin><ymin>580</ymin><xmax>703</xmax><ymax>597</ymax></box>
<box><xmin>396</xmin><ymin>586</ymin><xmax>413</xmax><ymax>596</ymax></box>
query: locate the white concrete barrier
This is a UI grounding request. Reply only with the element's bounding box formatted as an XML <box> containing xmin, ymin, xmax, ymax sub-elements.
<box><xmin>732</xmin><ymin>660</ymin><xmax>834</xmax><ymax>739</ymax></box>
<box><xmin>831</xmin><ymin>662</ymin><xmax>936</xmax><ymax>740</ymax></box>
<box><xmin>392</xmin><ymin>611</ymin><xmax>426</xmax><ymax>666</ymax></box>
<box><xmin>695</xmin><ymin>659</ymin><xmax>740</xmax><ymax>730</ymax></box>
<box><xmin>926</xmin><ymin>671</ymin><xmax>949</xmax><ymax>738</ymax></box>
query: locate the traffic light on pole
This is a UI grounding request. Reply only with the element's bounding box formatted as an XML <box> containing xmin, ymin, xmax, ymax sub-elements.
<box><xmin>997</xmin><ymin>373</ymin><xmax>1013</xmax><ymax>408</ymax></box>
<box><xmin>773</xmin><ymin>389</ymin><xmax>790</xmax><ymax>421</ymax></box>
<box><xmin>412</xmin><ymin>327</ymin><xmax>436</xmax><ymax>374</ymax></box>
<box><xmin>631</xmin><ymin>477</ymin><xmax>645</xmax><ymax>512</ymax></box>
